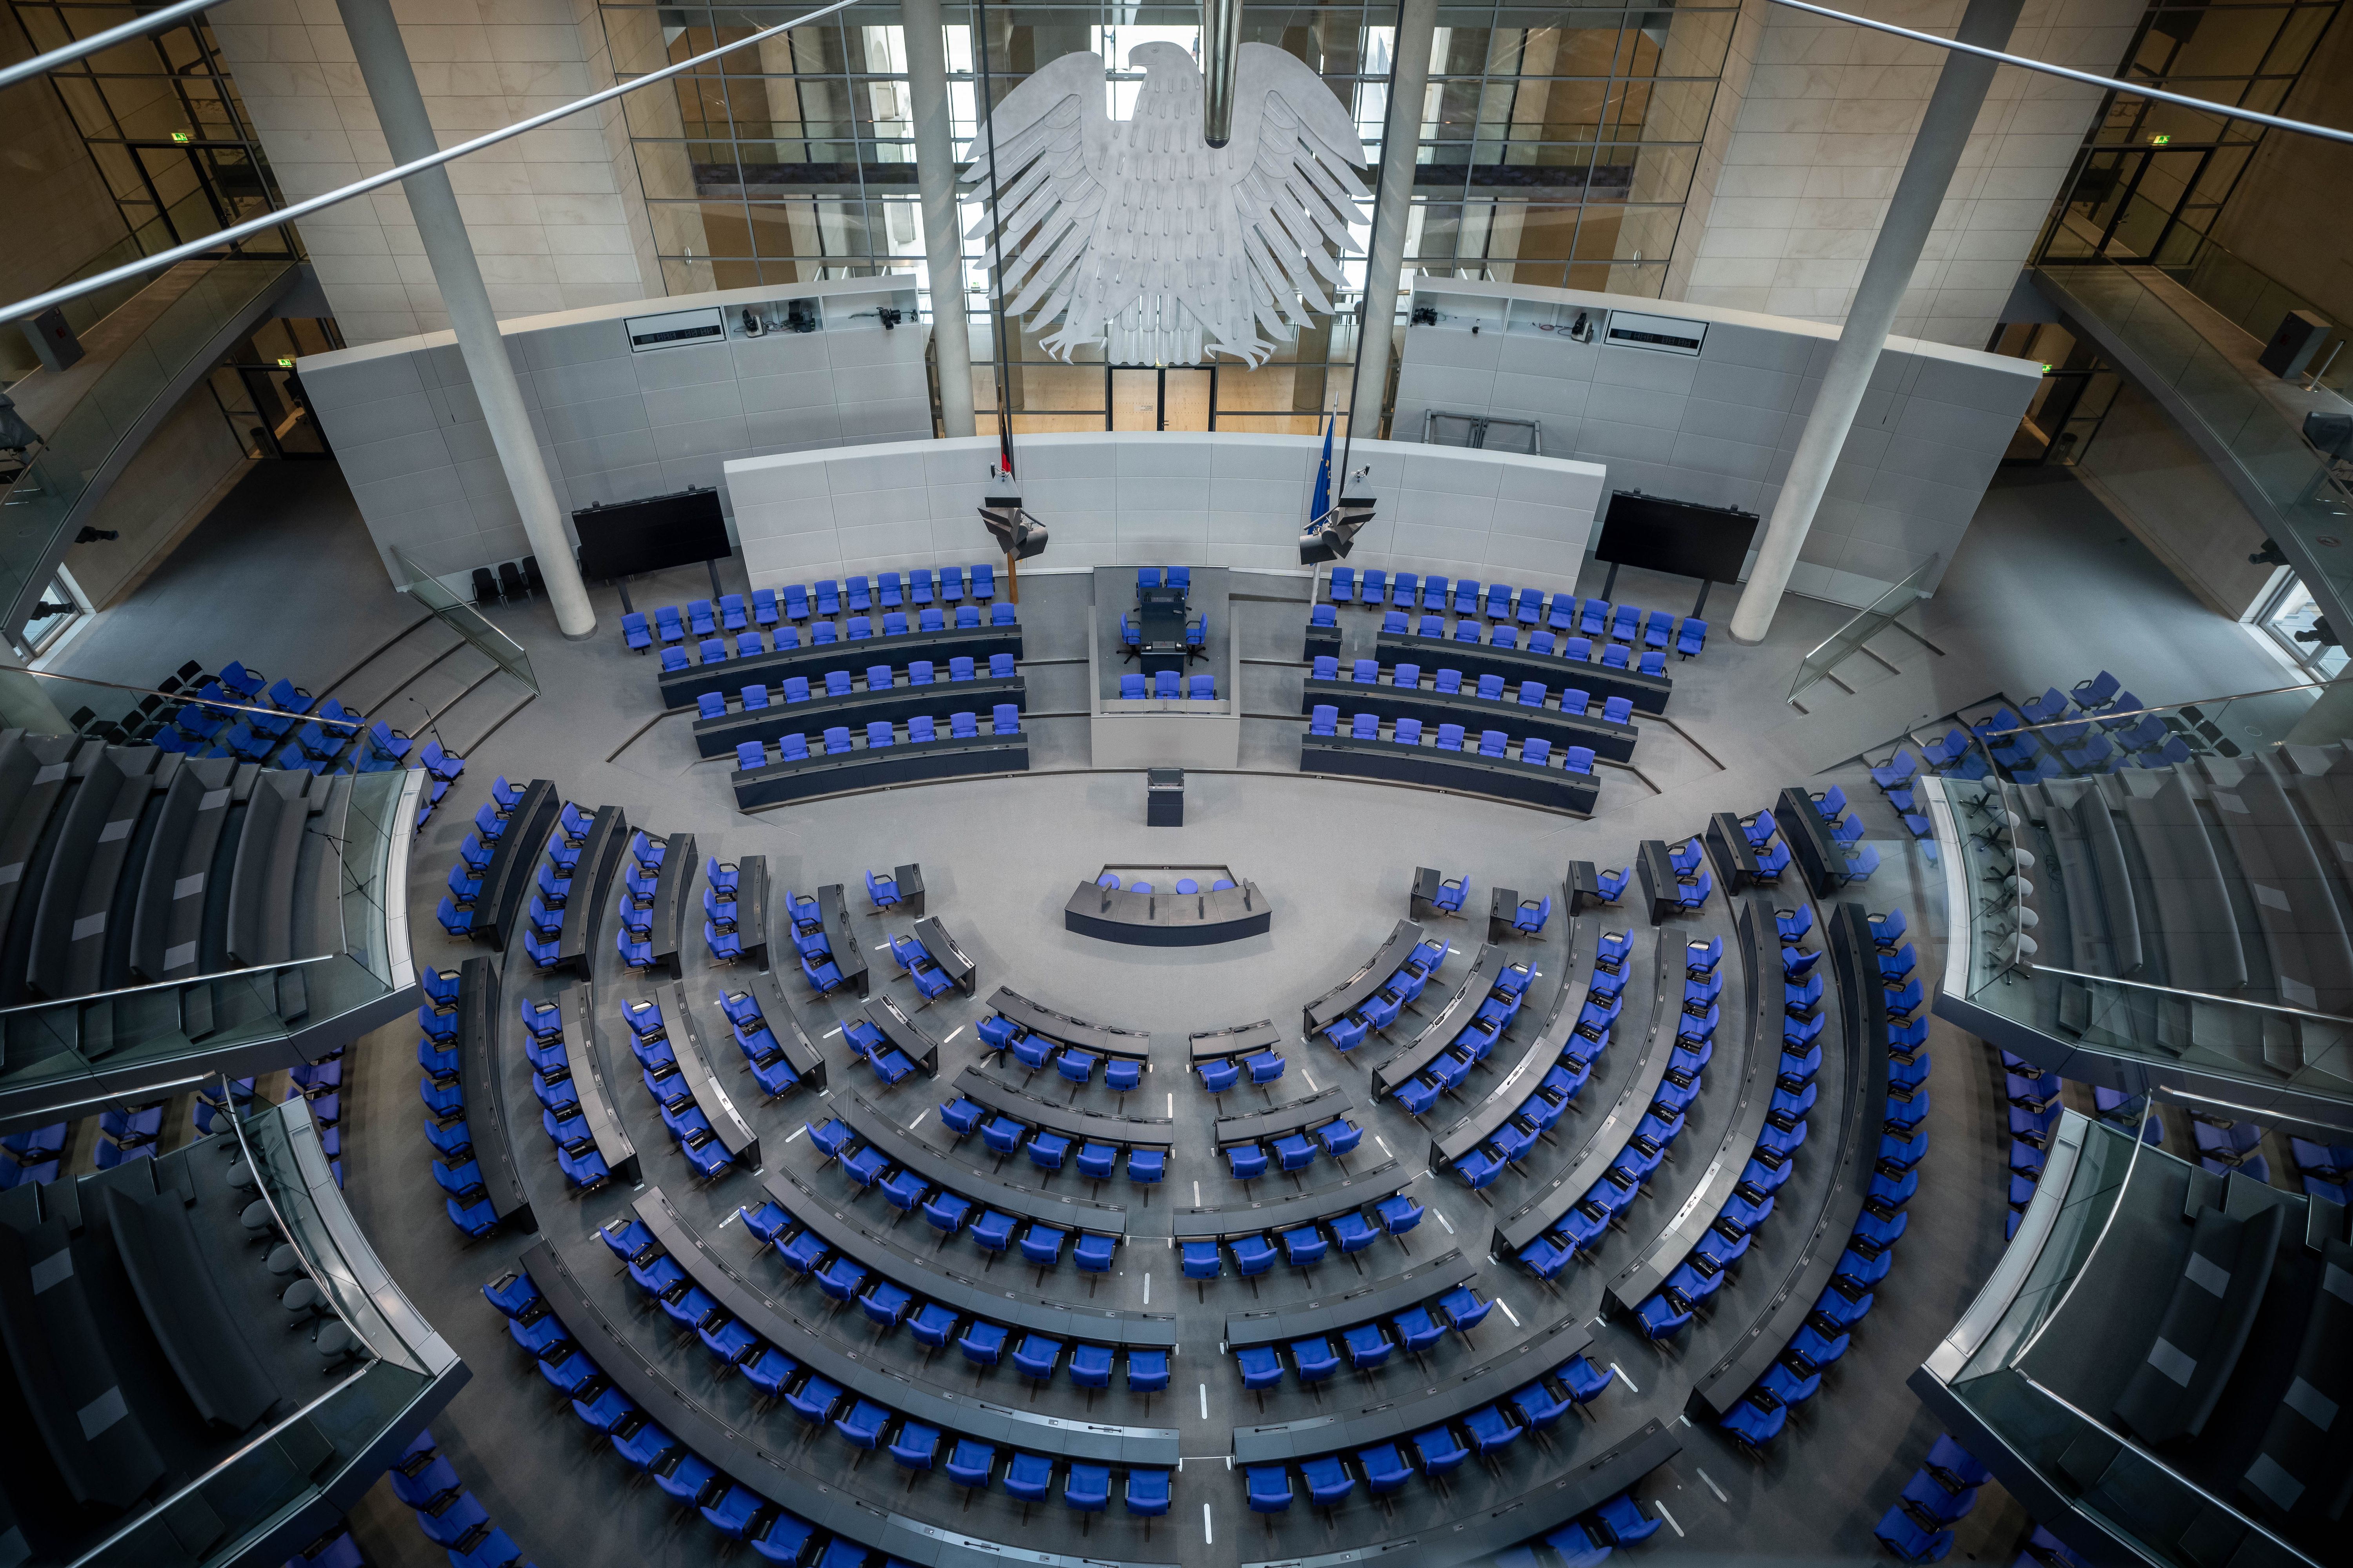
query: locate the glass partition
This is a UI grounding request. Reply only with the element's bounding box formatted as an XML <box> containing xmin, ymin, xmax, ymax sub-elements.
<box><xmin>1787</xmin><ymin>552</ymin><xmax>1940</xmax><ymax>703</ymax></box>
<box><xmin>0</xmin><ymin>259</ymin><xmax>295</xmax><ymax>627</ymax></box>
<box><xmin>1928</xmin><ymin>674</ymin><xmax>2353</xmax><ymax>1102</ymax></box>
<box><xmin>2029</xmin><ymin>256</ymin><xmax>2353</xmax><ymax>618</ymax></box>
<box><xmin>391</xmin><ymin>546</ymin><xmax>540</xmax><ymax>696</ymax></box>
<box><xmin>75</xmin><ymin>1093</ymin><xmax>454</xmax><ymax>1567</ymax></box>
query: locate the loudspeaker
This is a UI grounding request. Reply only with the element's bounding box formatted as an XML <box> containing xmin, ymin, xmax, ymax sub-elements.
<box><xmin>2258</xmin><ymin>310</ymin><xmax>2330</xmax><ymax>380</ymax></box>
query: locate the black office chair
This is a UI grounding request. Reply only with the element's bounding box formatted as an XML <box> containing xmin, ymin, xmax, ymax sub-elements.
<box><xmin>522</xmin><ymin>554</ymin><xmax>545</xmax><ymax>593</ymax></box>
<box><xmin>497</xmin><ymin>561</ymin><xmax>526</xmax><ymax>599</ymax></box>
<box><xmin>471</xmin><ymin>567</ymin><xmax>499</xmax><ymax>605</ymax></box>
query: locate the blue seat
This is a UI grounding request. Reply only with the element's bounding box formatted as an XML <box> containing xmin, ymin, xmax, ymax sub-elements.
<box><xmin>1246</xmin><ymin>1466</ymin><xmax>1293</xmax><ymax>1514</ymax></box>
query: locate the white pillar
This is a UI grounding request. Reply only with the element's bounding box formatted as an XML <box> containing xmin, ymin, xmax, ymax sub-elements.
<box><xmin>1348</xmin><ymin>0</ymin><xmax>1438</xmax><ymax>433</ymax></box>
<box><xmin>902</xmin><ymin>0</ymin><xmax>975</xmax><ymax>437</ymax></box>
<box><xmin>1727</xmin><ymin>0</ymin><xmax>2024</xmax><ymax>645</ymax></box>
<box><xmin>335</xmin><ymin>0</ymin><xmax>596</xmax><ymax>640</ymax></box>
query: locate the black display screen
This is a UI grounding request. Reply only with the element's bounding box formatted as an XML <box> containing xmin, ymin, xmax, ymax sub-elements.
<box><xmin>1593</xmin><ymin>491</ymin><xmax>1759</xmax><ymax>584</ymax></box>
<box><xmin>573</xmin><ymin>489</ymin><xmax>731</xmax><ymax>579</ymax></box>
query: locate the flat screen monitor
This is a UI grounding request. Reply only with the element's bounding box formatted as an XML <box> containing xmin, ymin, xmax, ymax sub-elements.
<box><xmin>573</xmin><ymin>488</ymin><xmax>730</xmax><ymax>579</ymax></box>
<box><xmin>1594</xmin><ymin>491</ymin><xmax>1758</xmax><ymax>584</ymax></box>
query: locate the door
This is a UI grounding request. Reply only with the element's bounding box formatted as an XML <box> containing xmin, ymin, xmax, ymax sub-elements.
<box><xmin>1110</xmin><ymin>368</ymin><xmax>1160</xmax><ymax>431</ymax></box>
<box><xmin>1108</xmin><ymin>366</ymin><xmax>1217</xmax><ymax>431</ymax></box>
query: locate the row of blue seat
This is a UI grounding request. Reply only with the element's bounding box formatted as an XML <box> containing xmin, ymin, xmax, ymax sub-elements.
<box><xmin>419</xmin><ymin>965</ymin><xmax>507</xmax><ymax>1238</ymax></box>
<box><xmin>393</xmin><ymin>1427</ymin><xmax>535</xmax><ymax>1568</ymax></box>
<box><xmin>1116</xmin><ymin>671</ymin><xmax>1216</xmax><ymax>699</ymax></box>
<box><xmin>1873</xmin><ymin>1435</ymin><xmax>1996</xmax><ymax>1563</ymax></box>
<box><xmin>1232</xmin><ymin>1281</ymin><xmax>1490</xmax><ymax>1390</ymax></box>
<box><xmin>1317</xmin><ymin>935</ymin><xmax>1449</xmax><ymax>1055</ymax></box>
<box><xmin>807</xmin><ymin>1116</ymin><xmax>1131</xmax><ymax>1264</ymax></box>
<box><xmin>1632</xmin><ymin>930</ymin><xmax>1797</xmax><ymax>1339</ymax></box>
<box><xmin>513</xmin><ymin>995</ymin><xmax>615</xmax><ymax>1192</ymax></box>
<box><xmin>1220</xmin><ymin>1112</ymin><xmax>1363</xmax><ymax>1184</ymax></box>
<box><xmin>623</xmin><ymin>566</ymin><xmax>1001</xmax><ymax>649</ymax></box>
<box><xmin>939</xmin><ymin>1096</ymin><xmax>1168</xmax><ymax>1183</ymax></box>
<box><xmin>614</xmin><ymin>988</ymin><xmax>738</xmax><ymax>1179</ymax></box>
<box><xmin>1801</xmin><ymin>783</ymin><xmax>1886</xmax><ymax>882</ymax></box>
<box><xmin>733</xmin><ymin>706</ymin><xmax>1023</xmax><ymax>775</ymax></box>
<box><xmin>1308</xmin><ymin>707</ymin><xmax>1596</xmax><ymax>774</ymax></box>
<box><xmin>1237</xmin><ymin>1355</ymin><xmax>1635</xmax><ymax>1521</ymax></box>
<box><xmin>1314</xmin><ymin>656</ymin><xmax>1639</xmax><ymax>724</ymax></box>
<box><xmin>1386</xmin><ymin>958</ymin><xmax>1538</xmax><ymax>1117</ymax></box>
<box><xmin>724</xmin><ymin>1201</ymin><xmax>1171</xmax><ymax>1395</ymax></box>
<box><xmin>1314</xmin><ymin>603</ymin><xmax>1677</xmax><ymax>677</ymax></box>
<box><xmin>1716</xmin><ymin>904</ymin><xmax>1924</xmax><ymax>1455</ymax></box>
<box><xmin>1513</xmin><ymin>932</ymin><xmax>1742</xmax><ymax>1279</ymax></box>
<box><xmin>656</xmin><ymin>604</ymin><xmax>1019</xmax><ymax>673</ymax></box>
<box><xmin>695</xmin><ymin>654</ymin><xmax>1018</xmax><ymax>721</ymax></box>
<box><xmin>978</xmin><ymin>1013</ymin><xmax>1150</xmax><ymax>1093</ymax></box>
<box><xmin>1180</xmin><ymin>1193</ymin><xmax>1425</xmax><ymax>1285</ymax></box>
<box><xmin>1497</xmin><ymin>1486</ymin><xmax>1664</xmax><ymax>1566</ymax></box>
<box><xmin>1325</xmin><ymin>570</ymin><xmax>1707</xmax><ymax>658</ymax></box>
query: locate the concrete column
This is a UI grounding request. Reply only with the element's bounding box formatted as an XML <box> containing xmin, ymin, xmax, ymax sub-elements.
<box><xmin>1347</xmin><ymin>0</ymin><xmax>1438</xmax><ymax>434</ymax></box>
<box><xmin>1727</xmin><ymin>0</ymin><xmax>2023</xmax><ymax>645</ymax></box>
<box><xmin>335</xmin><ymin>0</ymin><xmax>596</xmax><ymax>639</ymax></box>
<box><xmin>901</xmin><ymin>0</ymin><xmax>974</xmax><ymax>437</ymax></box>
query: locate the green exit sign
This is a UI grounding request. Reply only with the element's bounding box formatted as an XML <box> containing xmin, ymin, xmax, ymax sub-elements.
<box><xmin>2150</xmin><ymin>133</ymin><xmax>2171</xmax><ymax>145</ymax></box>
<box><xmin>277</xmin><ymin>356</ymin><xmax>294</xmax><ymax>367</ymax></box>
<box><xmin>170</xmin><ymin>129</ymin><xmax>190</xmax><ymax>143</ymax></box>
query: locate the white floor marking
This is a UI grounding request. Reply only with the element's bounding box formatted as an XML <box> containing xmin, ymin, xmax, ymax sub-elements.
<box><xmin>1374</xmin><ymin>1135</ymin><xmax>1393</xmax><ymax>1158</ymax></box>
<box><xmin>1655</xmin><ymin>1501</ymin><xmax>1685</xmax><ymax>1538</ymax></box>
<box><xmin>718</xmin><ymin>1208</ymin><xmax>740</xmax><ymax>1228</ymax></box>
<box><xmin>908</xmin><ymin>1109</ymin><xmax>927</xmax><ymax>1130</ymax></box>
<box><xmin>1496</xmin><ymin>1299</ymin><xmax>1520</xmax><ymax>1326</ymax></box>
<box><xmin>944</xmin><ymin>1025</ymin><xmax>963</xmax><ymax>1043</ymax></box>
<box><xmin>1193</xmin><ymin>1181</ymin><xmax>1202</xmax><ymax>1205</ymax></box>
<box><xmin>1143</xmin><ymin>1273</ymin><xmax>1150</xmax><ymax>1304</ymax></box>
<box><xmin>1609</xmin><ymin>1361</ymin><xmax>1639</xmax><ymax>1393</ymax></box>
<box><xmin>1435</xmin><ymin>1212</ymin><xmax>1455</xmax><ymax>1235</ymax></box>
<box><xmin>1202</xmin><ymin>1504</ymin><xmax>1213</xmax><ymax>1544</ymax></box>
<box><xmin>823</xmin><ymin>1026</ymin><xmax>841</xmax><ymax>1038</ymax></box>
<box><xmin>1696</xmin><ymin>1467</ymin><xmax>1728</xmax><ymax>1503</ymax></box>
<box><xmin>785</xmin><ymin>1125</ymin><xmax>806</xmax><ymax>1143</ymax></box>
<box><xmin>1167</xmin><ymin>1094</ymin><xmax>1175</xmax><ymax>1117</ymax></box>
<box><xmin>1199</xmin><ymin>1383</ymin><xmax>1209</xmax><ymax>1419</ymax></box>
<box><xmin>1303</xmin><ymin>1069</ymin><xmax>1320</xmax><ymax>1092</ymax></box>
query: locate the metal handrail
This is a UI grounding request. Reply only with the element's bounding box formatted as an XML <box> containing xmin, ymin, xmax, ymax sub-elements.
<box><xmin>1975</xmin><ymin>674</ymin><xmax>2346</xmax><ymax>737</ymax></box>
<box><xmin>14</xmin><ymin>665</ymin><xmax>371</xmax><ymax>733</ymax></box>
<box><xmin>2027</xmin><ymin>962</ymin><xmax>2353</xmax><ymax>1026</ymax></box>
<box><xmin>0</xmin><ymin>951</ymin><xmax>335</xmax><ymax>1018</ymax></box>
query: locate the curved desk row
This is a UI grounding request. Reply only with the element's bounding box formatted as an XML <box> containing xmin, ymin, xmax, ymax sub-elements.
<box><xmin>812</xmin><ymin>884</ymin><xmax>870</xmax><ymax>998</ymax></box>
<box><xmin>555</xmin><ymin>985</ymin><xmax>640</xmax><ymax>1185</ymax></box>
<box><xmin>30</xmin><ymin>749</ymin><xmax>155</xmax><ymax>998</ymax></box>
<box><xmin>746</xmin><ymin>969</ymin><xmax>829</xmax><ymax>1091</ymax></box>
<box><xmin>469</xmin><ymin>776</ymin><xmax>554</xmax><ymax>952</ymax></box>
<box><xmin>133</xmin><ymin>754</ymin><xmax>235</xmax><ymax>982</ymax></box>
<box><xmin>953</xmin><ymin>1064</ymin><xmax>1171</xmax><ymax>1148</ymax></box>
<box><xmin>1192</xmin><ymin>1020</ymin><xmax>1284</xmax><ymax>1063</ymax></box>
<box><xmin>456</xmin><ymin>953</ymin><xmax>533</xmax><ymax>1232</ymax></box>
<box><xmin>911</xmin><ymin>916</ymin><xmax>976</xmax><ymax>994</ymax></box>
<box><xmin>1215</xmin><ymin>1086</ymin><xmax>1355</xmax><ymax>1148</ymax></box>
<box><xmin>763</xmin><ymin>1168</ymin><xmax>1178</xmax><ymax>1349</ymax></box>
<box><xmin>1301</xmin><ymin>677</ymin><xmax>1639</xmax><ymax>762</ymax></box>
<box><xmin>1374</xmin><ymin>631</ymin><xmax>1672</xmax><ymax>716</ymax></box>
<box><xmin>836</xmin><ymin>1094</ymin><xmax>1129</xmax><ymax>1234</ymax></box>
<box><xmin>0</xmin><ymin>733</ymin><xmax>76</xmax><ymax>959</ymax></box>
<box><xmin>1372</xmin><ymin>943</ymin><xmax>1517</xmax><ymax>1097</ymax></box>
<box><xmin>100</xmin><ymin>1181</ymin><xmax>275</xmax><ymax>1431</ymax></box>
<box><xmin>646</xmin><ymin>831</ymin><xmax>697</xmax><ymax>978</ymax></box>
<box><xmin>1236</xmin><ymin>1420</ymin><xmax>1682</xmax><ymax>1568</ymax></box>
<box><xmin>864</xmin><ymin>994</ymin><xmax>944</xmax><ymax>1077</ymax></box>
<box><xmin>634</xmin><ymin>1189</ymin><xmax>1176</xmax><ymax>1464</ymax></box>
<box><xmin>1224</xmin><ymin>1248</ymin><xmax>1480</xmax><ymax>1350</ymax></box>
<box><xmin>668</xmin><ymin>984</ymin><xmax>761</xmax><ymax>1169</ymax></box>
<box><xmin>987</xmin><ymin>988</ymin><xmax>1151</xmax><ymax>1062</ymax></box>
<box><xmin>1230</xmin><ymin>1311</ymin><xmax>1594</xmax><ymax>1464</ymax></box>
<box><xmin>1432</xmin><ymin>951</ymin><xmax>1587</xmax><ymax>1172</ymax></box>
<box><xmin>1062</xmin><ymin>879</ymin><xmax>1272</xmax><ymax>947</ymax></box>
<box><xmin>734</xmin><ymin>729</ymin><xmax>1030</xmax><ymax>810</ymax></box>
<box><xmin>693</xmin><ymin>675</ymin><xmax>1025</xmax><ymax>759</ymax></box>
<box><xmin>1171</xmin><ymin>1161</ymin><xmax>1411</xmax><ymax>1241</ymax></box>
<box><xmin>1301</xmin><ymin>734</ymin><xmax>1597</xmax><ymax>817</ymax></box>
<box><xmin>518</xmin><ymin>1237</ymin><xmax>1178</xmax><ymax>1568</ymax></box>
<box><xmin>1304</xmin><ymin>920</ymin><xmax>1426</xmax><ymax>1036</ymax></box>
<box><xmin>219</xmin><ymin>762</ymin><xmax>304</xmax><ymax>973</ymax></box>
<box><xmin>1687</xmin><ymin>903</ymin><xmax>1889</xmax><ymax>1419</ymax></box>
<box><xmin>656</xmin><ymin>623</ymin><xmax>1025</xmax><ymax>710</ymax></box>
<box><xmin>1493</xmin><ymin>932</ymin><xmax>1673</xmax><ymax>1256</ymax></box>
<box><xmin>556</xmin><ymin>804</ymin><xmax>628</xmax><ymax>979</ymax></box>
<box><xmin>1604</xmin><ymin>900</ymin><xmax>1771</xmax><ymax>1315</ymax></box>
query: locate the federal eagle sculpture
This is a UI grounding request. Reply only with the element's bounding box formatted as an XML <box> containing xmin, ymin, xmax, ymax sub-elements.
<box><xmin>961</xmin><ymin>42</ymin><xmax>1371</xmax><ymax>368</ymax></box>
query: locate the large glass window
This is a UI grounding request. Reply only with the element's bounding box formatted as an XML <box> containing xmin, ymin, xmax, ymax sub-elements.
<box><xmin>596</xmin><ymin>2</ymin><xmax>1734</xmax><ymax>434</ymax></box>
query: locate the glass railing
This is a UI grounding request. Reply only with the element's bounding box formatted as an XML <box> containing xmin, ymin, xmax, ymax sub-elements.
<box><xmin>75</xmin><ymin>1093</ymin><xmax>457</xmax><ymax>1567</ymax></box>
<box><xmin>1936</xmin><ymin>1116</ymin><xmax>2324</xmax><ymax>1568</ymax></box>
<box><xmin>0</xmin><ymin>769</ymin><xmax>420</xmax><ymax>1124</ymax></box>
<box><xmin>1788</xmin><ymin>552</ymin><xmax>1941</xmax><ymax>704</ymax></box>
<box><xmin>391</xmin><ymin>546</ymin><xmax>539</xmax><ymax>696</ymax></box>
<box><xmin>2030</xmin><ymin>256</ymin><xmax>2353</xmax><ymax>614</ymax></box>
<box><xmin>1924</xmin><ymin>675</ymin><xmax>2353</xmax><ymax>1102</ymax></box>
<box><xmin>0</xmin><ymin>260</ymin><xmax>295</xmax><ymax>626</ymax></box>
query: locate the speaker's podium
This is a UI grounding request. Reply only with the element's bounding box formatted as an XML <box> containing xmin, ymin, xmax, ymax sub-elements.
<box><xmin>1147</xmin><ymin>768</ymin><xmax>1184</xmax><ymax>827</ymax></box>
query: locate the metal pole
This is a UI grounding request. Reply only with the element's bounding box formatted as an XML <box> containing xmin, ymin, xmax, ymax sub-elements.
<box><xmin>1727</xmin><ymin>0</ymin><xmax>2024</xmax><ymax>645</ymax></box>
<box><xmin>335</xmin><ymin>0</ymin><xmax>596</xmax><ymax>641</ymax></box>
<box><xmin>0</xmin><ymin>0</ymin><xmax>215</xmax><ymax>93</ymax></box>
<box><xmin>902</xmin><ymin>0</ymin><xmax>975</xmax><ymax>438</ymax></box>
<box><xmin>1346</xmin><ymin>0</ymin><xmax>1437</xmax><ymax>442</ymax></box>
<box><xmin>1202</xmin><ymin>0</ymin><xmax>1241</xmax><ymax>148</ymax></box>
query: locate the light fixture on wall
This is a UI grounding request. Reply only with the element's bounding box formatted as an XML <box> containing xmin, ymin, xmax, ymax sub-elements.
<box><xmin>1299</xmin><ymin>496</ymin><xmax>1374</xmax><ymax>565</ymax></box>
